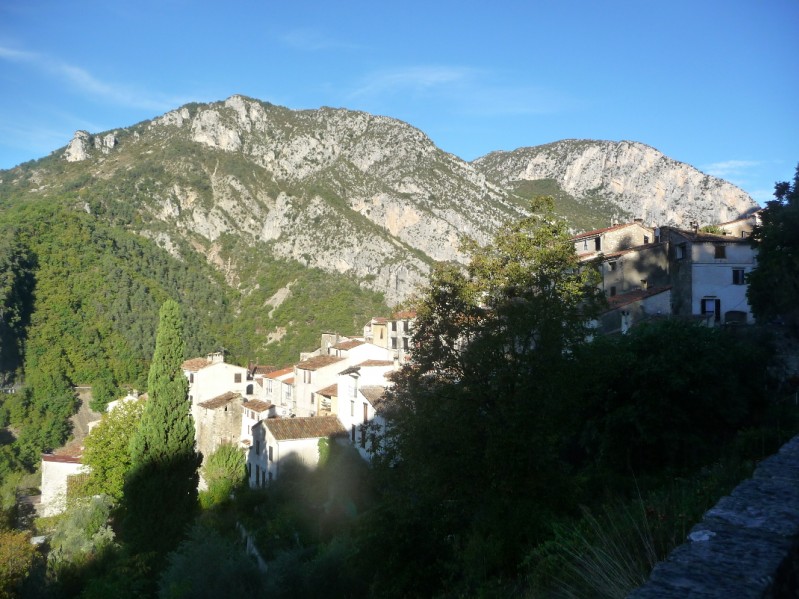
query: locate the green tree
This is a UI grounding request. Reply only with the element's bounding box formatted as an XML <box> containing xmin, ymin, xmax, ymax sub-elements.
<box><xmin>47</xmin><ymin>495</ymin><xmax>116</xmax><ymax>590</ymax></box>
<box><xmin>0</xmin><ymin>526</ymin><xmax>39</xmax><ymax>599</ymax></box>
<box><xmin>200</xmin><ymin>444</ymin><xmax>247</xmax><ymax>507</ymax></box>
<box><xmin>365</xmin><ymin>201</ymin><xmax>605</xmax><ymax>595</ymax></box>
<box><xmin>748</xmin><ymin>163</ymin><xmax>799</xmax><ymax>334</ymax></box>
<box><xmin>158</xmin><ymin>524</ymin><xmax>265</xmax><ymax>598</ymax></box>
<box><xmin>123</xmin><ymin>300</ymin><xmax>200</xmax><ymax>557</ymax></box>
<box><xmin>81</xmin><ymin>398</ymin><xmax>146</xmax><ymax>502</ymax></box>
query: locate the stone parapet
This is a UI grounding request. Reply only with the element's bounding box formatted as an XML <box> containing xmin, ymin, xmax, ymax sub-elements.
<box><xmin>629</xmin><ymin>435</ymin><xmax>799</xmax><ymax>598</ymax></box>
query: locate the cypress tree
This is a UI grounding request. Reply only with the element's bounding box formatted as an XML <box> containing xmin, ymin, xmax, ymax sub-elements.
<box><xmin>123</xmin><ymin>299</ymin><xmax>200</xmax><ymax>558</ymax></box>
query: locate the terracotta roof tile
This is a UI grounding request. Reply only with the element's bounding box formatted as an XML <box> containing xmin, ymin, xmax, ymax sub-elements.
<box><xmin>265</xmin><ymin>366</ymin><xmax>295</xmax><ymax>379</ymax></box>
<box><xmin>182</xmin><ymin>357</ymin><xmax>213</xmax><ymax>371</ymax></box>
<box><xmin>266</xmin><ymin>416</ymin><xmax>346</xmax><ymax>441</ymax></box>
<box><xmin>244</xmin><ymin>399</ymin><xmax>272</xmax><ymax>413</ymax></box>
<box><xmin>571</xmin><ymin>222</ymin><xmax>643</xmax><ymax>241</ymax></box>
<box><xmin>358</xmin><ymin>360</ymin><xmax>394</xmax><ymax>367</ymax></box>
<box><xmin>333</xmin><ymin>339</ymin><xmax>364</xmax><ymax>351</ymax></box>
<box><xmin>296</xmin><ymin>355</ymin><xmax>345</xmax><ymax>371</ymax></box>
<box><xmin>198</xmin><ymin>391</ymin><xmax>241</xmax><ymax>409</ymax></box>
<box><xmin>315</xmin><ymin>384</ymin><xmax>338</xmax><ymax>397</ymax></box>
<box><xmin>392</xmin><ymin>310</ymin><xmax>417</xmax><ymax>319</ymax></box>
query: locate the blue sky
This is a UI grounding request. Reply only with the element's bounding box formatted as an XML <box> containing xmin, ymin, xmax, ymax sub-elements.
<box><xmin>1</xmin><ymin>0</ymin><xmax>797</xmax><ymax>204</ymax></box>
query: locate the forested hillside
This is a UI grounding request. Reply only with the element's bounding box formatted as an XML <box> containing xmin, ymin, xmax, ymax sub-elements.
<box><xmin>0</xmin><ymin>197</ymin><xmax>386</xmax><ymax>483</ymax></box>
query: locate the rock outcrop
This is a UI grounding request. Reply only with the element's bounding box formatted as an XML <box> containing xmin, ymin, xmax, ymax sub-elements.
<box><xmin>32</xmin><ymin>96</ymin><xmax>758</xmax><ymax>304</ymax></box>
<box><xmin>474</xmin><ymin>140</ymin><xmax>758</xmax><ymax>227</ymax></box>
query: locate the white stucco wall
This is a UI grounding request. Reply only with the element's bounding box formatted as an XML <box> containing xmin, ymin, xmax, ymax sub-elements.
<box><xmin>40</xmin><ymin>457</ymin><xmax>87</xmax><ymax>517</ymax></box>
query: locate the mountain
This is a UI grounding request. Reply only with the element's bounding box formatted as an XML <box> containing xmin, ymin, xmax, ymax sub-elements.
<box><xmin>20</xmin><ymin>95</ymin><xmax>528</xmax><ymax>306</ymax></box>
<box><xmin>473</xmin><ymin>139</ymin><xmax>757</xmax><ymax>229</ymax></box>
<box><xmin>0</xmin><ymin>95</ymin><xmax>759</xmax><ymax>376</ymax></box>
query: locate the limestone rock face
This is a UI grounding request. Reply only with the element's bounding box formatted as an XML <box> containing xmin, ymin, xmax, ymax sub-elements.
<box><xmin>94</xmin><ymin>133</ymin><xmax>117</xmax><ymax>154</ymax></box>
<box><xmin>63</xmin><ymin>130</ymin><xmax>92</xmax><ymax>162</ymax></box>
<box><xmin>39</xmin><ymin>96</ymin><xmax>758</xmax><ymax>305</ymax></box>
<box><xmin>473</xmin><ymin>140</ymin><xmax>758</xmax><ymax>227</ymax></box>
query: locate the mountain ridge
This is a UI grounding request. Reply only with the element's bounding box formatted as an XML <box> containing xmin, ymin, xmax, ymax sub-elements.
<box><xmin>1</xmin><ymin>95</ymin><xmax>758</xmax><ymax>309</ymax></box>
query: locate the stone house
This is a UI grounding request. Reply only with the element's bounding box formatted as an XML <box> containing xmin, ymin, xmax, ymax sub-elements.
<box><xmin>573</xmin><ymin>220</ymin><xmax>654</xmax><ymax>259</ymax></box>
<box><xmin>595</xmin><ymin>286</ymin><xmax>672</xmax><ymax>335</ymax></box>
<box><xmin>596</xmin><ymin>243</ymin><xmax>670</xmax><ymax>299</ymax></box>
<box><xmin>193</xmin><ymin>391</ymin><xmax>246</xmax><ymax>470</ymax></box>
<box><xmin>388</xmin><ymin>311</ymin><xmax>416</xmax><ymax>363</ymax></box>
<box><xmin>40</xmin><ymin>450</ymin><xmax>86</xmax><ymax>517</ymax></box>
<box><xmin>293</xmin><ymin>355</ymin><xmax>346</xmax><ymax>417</ymax></box>
<box><xmin>718</xmin><ymin>210</ymin><xmax>761</xmax><ymax>239</ymax></box>
<box><xmin>183</xmin><ymin>355</ymin><xmax>252</xmax><ymax>405</ymax></box>
<box><xmin>335</xmin><ymin>360</ymin><xmax>394</xmax><ymax>461</ymax></box>
<box><xmin>256</xmin><ymin>416</ymin><xmax>346</xmax><ymax>483</ymax></box>
<box><xmin>662</xmin><ymin>227</ymin><xmax>756</xmax><ymax>324</ymax></box>
<box><xmin>262</xmin><ymin>366</ymin><xmax>295</xmax><ymax>416</ymax></box>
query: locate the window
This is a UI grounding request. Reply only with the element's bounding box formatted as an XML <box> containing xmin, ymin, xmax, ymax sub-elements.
<box><xmin>594</xmin><ymin>237</ymin><xmax>601</xmax><ymax>251</ymax></box>
<box><xmin>714</xmin><ymin>245</ymin><xmax>726</xmax><ymax>259</ymax></box>
<box><xmin>268</xmin><ymin>446</ymin><xmax>273</xmax><ymax>462</ymax></box>
<box><xmin>643</xmin><ymin>235</ymin><xmax>650</xmax><ymax>244</ymax></box>
<box><xmin>732</xmin><ymin>269</ymin><xmax>745</xmax><ymax>285</ymax></box>
<box><xmin>360</xmin><ymin>426</ymin><xmax>366</xmax><ymax>448</ymax></box>
<box><xmin>403</xmin><ymin>337</ymin><xmax>409</xmax><ymax>351</ymax></box>
<box><xmin>234</xmin><ymin>373</ymin><xmax>242</xmax><ymax>383</ymax></box>
<box><xmin>351</xmin><ymin>400</ymin><xmax>355</xmax><ymax>417</ymax></box>
<box><xmin>640</xmin><ymin>279</ymin><xmax>648</xmax><ymax>290</ymax></box>
<box><xmin>609</xmin><ymin>286</ymin><xmax>617</xmax><ymax>297</ymax></box>
<box><xmin>391</xmin><ymin>337</ymin><xmax>397</xmax><ymax>349</ymax></box>
<box><xmin>391</xmin><ymin>321</ymin><xmax>397</xmax><ymax>332</ymax></box>
<box><xmin>351</xmin><ymin>425</ymin><xmax>356</xmax><ymax>443</ymax></box>
<box><xmin>303</xmin><ymin>369</ymin><xmax>311</xmax><ymax>384</ymax></box>
<box><xmin>582</xmin><ymin>239</ymin><xmax>588</xmax><ymax>250</ymax></box>
<box><xmin>246</xmin><ymin>384</ymin><xmax>253</xmax><ymax>395</ymax></box>
<box><xmin>189</xmin><ymin>373</ymin><xmax>194</xmax><ymax>384</ymax></box>
<box><xmin>608</xmin><ymin>261</ymin><xmax>617</xmax><ymax>272</ymax></box>
<box><xmin>741</xmin><ymin>231</ymin><xmax>750</xmax><ymax>239</ymax></box>
<box><xmin>255</xmin><ymin>440</ymin><xmax>260</xmax><ymax>455</ymax></box>
<box><xmin>676</xmin><ymin>243</ymin><xmax>687</xmax><ymax>260</ymax></box>
<box><xmin>311</xmin><ymin>394</ymin><xmax>315</xmax><ymax>405</ymax></box>
<box><xmin>266</xmin><ymin>380</ymin><xmax>273</xmax><ymax>394</ymax></box>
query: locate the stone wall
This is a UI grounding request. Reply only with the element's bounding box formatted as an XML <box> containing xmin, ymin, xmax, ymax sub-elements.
<box><xmin>628</xmin><ymin>435</ymin><xmax>799</xmax><ymax>598</ymax></box>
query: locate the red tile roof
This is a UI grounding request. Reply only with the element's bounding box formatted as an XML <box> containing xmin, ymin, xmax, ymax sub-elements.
<box><xmin>392</xmin><ymin>310</ymin><xmax>417</xmax><ymax>319</ymax></box>
<box><xmin>296</xmin><ymin>355</ymin><xmax>345</xmax><ymax>371</ymax></box>
<box><xmin>265</xmin><ymin>416</ymin><xmax>346</xmax><ymax>441</ymax></box>
<box><xmin>197</xmin><ymin>391</ymin><xmax>241</xmax><ymax>410</ymax></box>
<box><xmin>358</xmin><ymin>360</ymin><xmax>394</xmax><ymax>367</ymax></box>
<box><xmin>333</xmin><ymin>339</ymin><xmax>365</xmax><ymax>351</ymax></box>
<box><xmin>571</xmin><ymin>222</ymin><xmax>643</xmax><ymax>241</ymax></box>
<box><xmin>182</xmin><ymin>357</ymin><xmax>213</xmax><ymax>371</ymax></box>
<box><xmin>315</xmin><ymin>383</ymin><xmax>338</xmax><ymax>397</ymax></box>
<box><xmin>244</xmin><ymin>399</ymin><xmax>272</xmax><ymax>413</ymax></box>
<box><xmin>265</xmin><ymin>366</ymin><xmax>294</xmax><ymax>379</ymax></box>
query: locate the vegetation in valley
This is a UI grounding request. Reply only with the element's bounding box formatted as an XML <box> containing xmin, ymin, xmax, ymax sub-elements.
<box><xmin>0</xmin><ymin>170</ymin><xmax>796</xmax><ymax>597</ymax></box>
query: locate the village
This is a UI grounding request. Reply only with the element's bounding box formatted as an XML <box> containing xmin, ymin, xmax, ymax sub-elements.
<box><xmin>38</xmin><ymin>211</ymin><xmax>761</xmax><ymax>517</ymax></box>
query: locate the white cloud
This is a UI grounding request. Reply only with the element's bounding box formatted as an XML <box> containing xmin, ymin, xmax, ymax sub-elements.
<box><xmin>703</xmin><ymin>159</ymin><xmax>761</xmax><ymax>179</ymax></box>
<box><xmin>349</xmin><ymin>66</ymin><xmax>475</xmax><ymax>98</ymax></box>
<box><xmin>0</xmin><ymin>44</ymin><xmax>180</xmax><ymax>112</ymax></box>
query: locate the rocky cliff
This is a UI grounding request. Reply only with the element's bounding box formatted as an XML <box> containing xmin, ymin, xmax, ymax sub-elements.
<box><xmin>3</xmin><ymin>96</ymin><xmax>757</xmax><ymax>306</ymax></box>
<box><xmin>473</xmin><ymin>139</ymin><xmax>758</xmax><ymax>228</ymax></box>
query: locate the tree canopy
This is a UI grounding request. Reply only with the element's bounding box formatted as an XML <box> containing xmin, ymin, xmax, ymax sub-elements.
<box><xmin>124</xmin><ymin>300</ymin><xmax>200</xmax><ymax>558</ymax></box>
<box><xmin>748</xmin><ymin>163</ymin><xmax>799</xmax><ymax>334</ymax></box>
